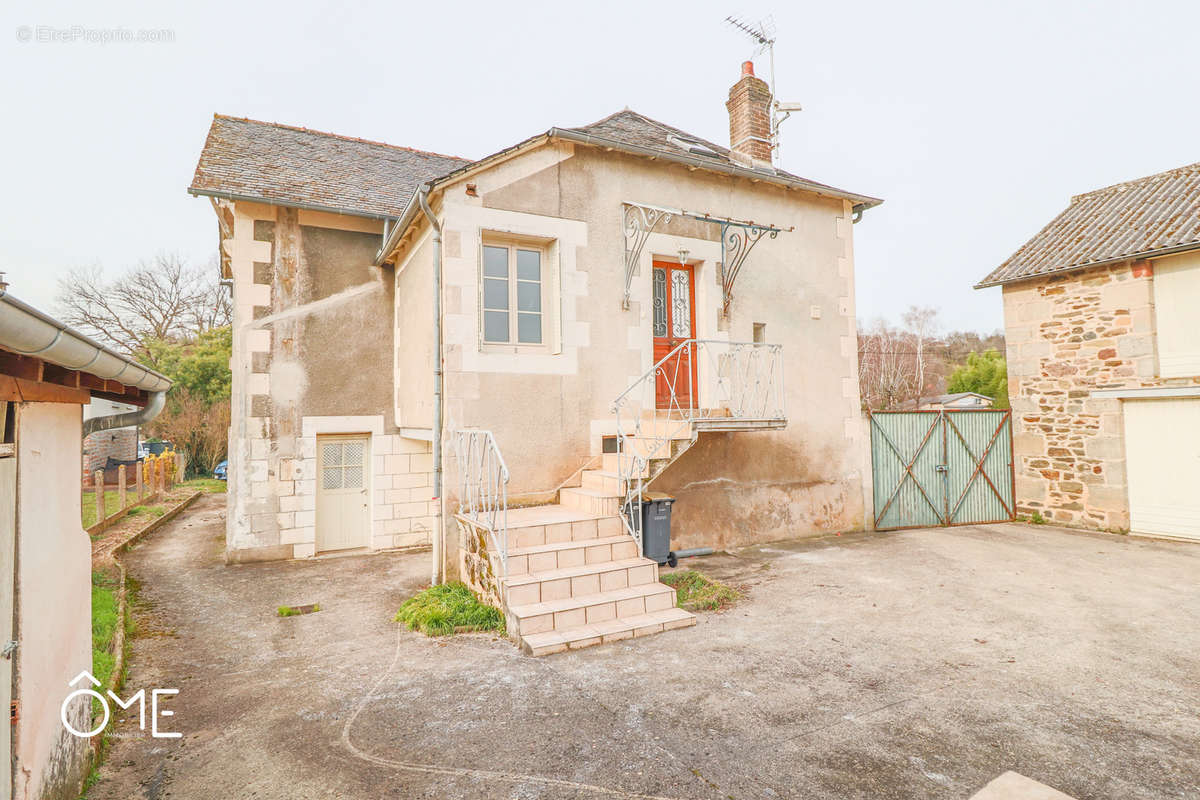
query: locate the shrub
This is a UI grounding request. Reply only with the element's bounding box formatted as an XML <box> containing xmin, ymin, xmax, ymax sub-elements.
<box><xmin>661</xmin><ymin>570</ymin><xmax>742</xmax><ymax>612</ymax></box>
<box><xmin>394</xmin><ymin>582</ymin><xmax>504</xmax><ymax>636</ymax></box>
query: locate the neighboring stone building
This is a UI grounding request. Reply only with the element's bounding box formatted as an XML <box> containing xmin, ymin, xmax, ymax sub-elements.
<box><xmin>81</xmin><ymin>398</ymin><xmax>138</xmax><ymax>483</ymax></box>
<box><xmin>190</xmin><ymin>61</ymin><xmax>882</xmax><ymax>652</ymax></box>
<box><xmin>977</xmin><ymin>162</ymin><xmax>1200</xmax><ymax>540</ymax></box>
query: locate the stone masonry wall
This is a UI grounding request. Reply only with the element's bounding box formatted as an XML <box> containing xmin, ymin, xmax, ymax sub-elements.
<box><xmin>1003</xmin><ymin>259</ymin><xmax>1200</xmax><ymax>530</ymax></box>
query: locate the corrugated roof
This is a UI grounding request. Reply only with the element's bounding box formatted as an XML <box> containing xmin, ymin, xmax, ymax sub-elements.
<box><xmin>188</xmin><ymin>115</ymin><xmax>471</xmax><ymax>219</ymax></box>
<box><xmin>977</xmin><ymin>161</ymin><xmax>1200</xmax><ymax>287</ymax></box>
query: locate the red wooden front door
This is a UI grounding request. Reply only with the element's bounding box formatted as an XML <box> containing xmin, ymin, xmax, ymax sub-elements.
<box><xmin>652</xmin><ymin>262</ymin><xmax>697</xmax><ymax>410</ymax></box>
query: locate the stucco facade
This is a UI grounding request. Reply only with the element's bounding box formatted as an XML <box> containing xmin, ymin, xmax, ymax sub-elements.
<box><xmin>1002</xmin><ymin>255</ymin><xmax>1200</xmax><ymax>531</ymax></box>
<box><xmin>390</xmin><ymin>142</ymin><xmax>868</xmax><ymax>554</ymax></box>
<box><xmin>220</xmin><ymin>200</ymin><xmax>435</xmax><ymax>563</ymax></box>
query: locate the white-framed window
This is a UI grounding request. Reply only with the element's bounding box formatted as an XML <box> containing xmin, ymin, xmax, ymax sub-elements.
<box><xmin>481</xmin><ymin>239</ymin><xmax>547</xmax><ymax>346</ymax></box>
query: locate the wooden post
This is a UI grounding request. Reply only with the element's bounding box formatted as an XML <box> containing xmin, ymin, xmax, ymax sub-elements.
<box><xmin>118</xmin><ymin>465</ymin><xmax>127</xmax><ymax>510</ymax></box>
<box><xmin>136</xmin><ymin>458</ymin><xmax>144</xmax><ymax>500</ymax></box>
<box><xmin>156</xmin><ymin>458</ymin><xmax>164</xmax><ymax>495</ymax></box>
<box><xmin>93</xmin><ymin>470</ymin><xmax>105</xmax><ymax>524</ymax></box>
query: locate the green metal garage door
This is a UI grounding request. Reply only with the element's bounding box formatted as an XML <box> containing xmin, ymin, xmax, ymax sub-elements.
<box><xmin>869</xmin><ymin>410</ymin><xmax>1015</xmax><ymax>530</ymax></box>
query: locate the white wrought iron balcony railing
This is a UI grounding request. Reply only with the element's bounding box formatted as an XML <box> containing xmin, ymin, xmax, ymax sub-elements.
<box><xmin>610</xmin><ymin>339</ymin><xmax>785</xmax><ymax>550</ymax></box>
<box><xmin>451</xmin><ymin>428</ymin><xmax>510</xmax><ymax>576</ymax></box>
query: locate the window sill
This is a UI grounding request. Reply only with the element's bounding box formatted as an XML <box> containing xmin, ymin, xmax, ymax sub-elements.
<box><xmin>479</xmin><ymin>343</ymin><xmax>554</xmax><ymax>355</ymax></box>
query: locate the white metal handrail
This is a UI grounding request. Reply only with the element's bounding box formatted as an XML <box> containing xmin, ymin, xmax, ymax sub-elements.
<box><xmin>451</xmin><ymin>429</ymin><xmax>510</xmax><ymax>576</ymax></box>
<box><xmin>611</xmin><ymin>339</ymin><xmax>785</xmax><ymax>549</ymax></box>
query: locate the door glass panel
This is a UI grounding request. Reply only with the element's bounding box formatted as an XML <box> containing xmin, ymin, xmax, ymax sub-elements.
<box><xmin>483</xmin><ymin>245</ymin><xmax>508</xmax><ymax>278</ymax></box>
<box><xmin>322</xmin><ymin>465</ymin><xmax>343</xmax><ymax>490</ymax></box>
<box><xmin>517</xmin><ymin>312</ymin><xmax>542</xmax><ymax>344</ymax></box>
<box><xmin>343</xmin><ymin>441</ymin><xmax>364</xmax><ymax>465</ymax></box>
<box><xmin>322</xmin><ymin>442</ymin><xmax>342</xmax><ymax>466</ymax></box>
<box><xmin>670</xmin><ymin>269</ymin><xmax>691</xmax><ymax>337</ymax></box>
<box><xmin>652</xmin><ymin>267</ymin><xmax>667</xmax><ymax>337</ymax></box>
<box><xmin>343</xmin><ymin>465</ymin><xmax>363</xmax><ymax>489</ymax></box>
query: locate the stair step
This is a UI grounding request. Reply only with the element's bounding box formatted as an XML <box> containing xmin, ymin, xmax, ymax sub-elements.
<box><xmin>504</xmin><ymin>534</ymin><xmax>639</xmax><ymax>575</ymax></box>
<box><xmin>502</xmin><ymin>504</ymin><xmax>622</xmax><ymax>549</ymax></box>
<box><xmin>601</xmin><ymin>452</ymin><xmax>649</xmax><ymax>478</ymax></box>
<box><xmin>502</xmin><ymin>557</ymin><xmax>657</xmax><ymax>606</ymax></box>
<box><xmin>560</xmin><ymin>487</ymin><xmax>621</xmax><ymax>515</ymax></box>
<box><xmin>581</xmin><ymin>469</ymin><xmax>627</xmax><ymax>495</ymax></box>
<box><xmin>508</xmin><ymin>582</ymin><xmax>675</xmax><ymax>636</ymax></box>
<box><xmin>521</xmin><ymin>607</ymin><xmax>697</xmax><ymax>656</ymax></box>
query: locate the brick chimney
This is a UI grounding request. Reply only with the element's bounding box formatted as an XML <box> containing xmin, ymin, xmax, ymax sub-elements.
<box><xmin>726</xmin><ymin>61</ymin><xmax>773</xmax><ymax>164</ymax></box>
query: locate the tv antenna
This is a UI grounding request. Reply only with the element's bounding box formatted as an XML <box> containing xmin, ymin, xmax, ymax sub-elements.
<box><xmin>724</xmin><ymin>15</ymin><xmax>801</xmax><ymax>162</ymax></box>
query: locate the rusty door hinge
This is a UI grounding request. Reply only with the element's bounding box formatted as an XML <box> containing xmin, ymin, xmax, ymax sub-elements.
<box><xmin>10</xmin><ymin>701</ymin><xmax>16</xmax><ymax>724</ymax></box>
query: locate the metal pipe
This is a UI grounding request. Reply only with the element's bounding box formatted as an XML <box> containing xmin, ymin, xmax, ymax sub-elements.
<box><xmin>417</xmin><ymin>184</ymin><xmax>444</xmax><ymax>586</ymax></box>
<box><xmin>673</xmin><ymin>547</ymin><xmax>715</xmax><ymax>559</ymax></box>
<box><xmin>83</xmin><ymin>390</ymin><xmax>166</xmax><ymax>437</ymax></box>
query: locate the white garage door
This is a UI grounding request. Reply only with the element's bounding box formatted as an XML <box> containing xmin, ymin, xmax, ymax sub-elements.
<box><xmin>1123</xmin><ymin>398</ymin><xmax>1200</xmax><ymax>540</ymax></box>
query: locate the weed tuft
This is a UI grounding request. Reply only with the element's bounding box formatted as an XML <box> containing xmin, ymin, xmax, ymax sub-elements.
<box><xmin>394</xmin><ymin>582</ymin><xmax>504</xmax><ymax>636</ymax></box>
<box><xmin>661</xmin><ymin>570</ymin><xmax>742</xmax><ymax>612</ymax></box>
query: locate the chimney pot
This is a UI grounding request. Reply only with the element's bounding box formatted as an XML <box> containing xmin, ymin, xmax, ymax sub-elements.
<box><xmin>741</xmin><ymin>60</ymin><xmax>755</xmax><ymax>77</ymax></box>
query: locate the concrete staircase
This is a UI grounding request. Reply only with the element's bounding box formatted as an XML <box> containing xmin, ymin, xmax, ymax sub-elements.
<box><xmin>496</xmin><ymin>424</ymin><xmax>699</xmax><ymax>656</ymax></box>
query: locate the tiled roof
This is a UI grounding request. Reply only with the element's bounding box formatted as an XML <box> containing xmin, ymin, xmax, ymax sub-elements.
<box><xmin>190</xmin><ymin>109</ymin><xmax>881</xmax><ymax>221</ymax></box>
<box><xmin>188</xmin><ymin>115</ymin><xmax>471</xmax><ymax>219</ymax></box>
<box><xmin>560</xmin><ymin>109</ymin><xmax>881</xmax><ymax>207</ymax></box>
<box><xmin>977</xmin><ymin>162</ymin><xmax>1200</xmax><ymax>287</ymax></box>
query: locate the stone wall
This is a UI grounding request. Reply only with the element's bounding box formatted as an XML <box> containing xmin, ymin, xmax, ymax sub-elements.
<box><xmin>81</xmin><ymin>426</ymin><xmax>136</xmax><ymax>483</ymax></box>
<box><xmin>1002</xmin><ymin>259</ymin><xmax>1200</xmax><ymax>530</ymax></box>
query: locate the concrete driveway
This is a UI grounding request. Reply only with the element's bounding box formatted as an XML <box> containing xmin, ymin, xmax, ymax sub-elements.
<box><xmin>89</xmin><ymin>494</ymin><xmax>1200</xmax><ymax>799</ymax></box>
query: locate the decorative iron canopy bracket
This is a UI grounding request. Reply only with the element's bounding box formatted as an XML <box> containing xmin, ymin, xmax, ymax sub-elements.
<box><xmin>719</xmin><ymin>221</ymin><xmax>780</xmax><ymax>315</ymax></box>
<box><xmin>622</xmin><ymin>201</ymin><xmax>789</xmax><ymax>313</ymax></box>
<box><xmin>622</xmin><ymin>203</ymin><xmax>673</xmax><ymax>310</ymax></box>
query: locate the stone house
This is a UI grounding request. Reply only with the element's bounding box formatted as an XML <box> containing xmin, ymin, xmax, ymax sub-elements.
<box><xmin>189</xmin><ymin>62</ymin><xmax>882</xmax><ymax>652</ymax></box>
<box><xmin>976</xmin><ymin>162</ymin><xmax>1200</xmax><ymax>541</ymax></box>
<box><xmin>0</xmin><ymin>287</ymin><xmax>172</xmax><ymax>800</ymax></box>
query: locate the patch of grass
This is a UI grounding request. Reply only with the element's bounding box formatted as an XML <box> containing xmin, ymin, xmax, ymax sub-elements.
<box><xmin>394</xmin><ymin>582</ymin><xmax>504</xmax><ymax>636</ymax></box>
<box><xmin>277</xmin><ymin>604</ymin><xmax>320</xmax><ymax>617</ymax></box>
<box><xmin>1028</xmin><ymin>510</ymin><xmax>1047</xmax><ymax>525</ymax></box>
<box><xmin>182</xmin><ymin>478</ymin><xmax>227</xmax><ymax>494</ymax></box>
<box><xmin>81</xmin><ymin>490</ymin><xmax>122</xmax><ymax>528</ymax></box>
<box><xmin>660</xmin><ymin>570</ymin><xmax>742</xmax><ymax>612</ymax></box>
<box><xmin>127</xmin><ymin>504</ymin><xmax>166</xmax><ymax>518</ymax></box>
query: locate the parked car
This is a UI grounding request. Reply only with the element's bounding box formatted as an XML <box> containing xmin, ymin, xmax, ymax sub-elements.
<box><xmin>213</xmin><ymin>460</ymin><xmax>228</xmax><ymax>481</ymax></box>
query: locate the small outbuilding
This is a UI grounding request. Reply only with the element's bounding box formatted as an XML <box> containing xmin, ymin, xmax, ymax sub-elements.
<box><xmin>0</xmin><ymin>281</ymin><xmax>171</xmax><ymax>800</ymax></box>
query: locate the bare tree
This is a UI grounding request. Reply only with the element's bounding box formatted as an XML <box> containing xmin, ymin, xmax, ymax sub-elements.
<box><xmin>56</xmin><ymin>253</ymin><xmax>229</xmax><ymax>362</ymax></box>
<box><xmin>901</xmin><ymin>306</ymin><xmax>941</xmax><ymax>408</ymax></box>
<box><xmin>858</xmin><ymin>318</ymin><xmax>918</xmax><ymax>411</ymax></box>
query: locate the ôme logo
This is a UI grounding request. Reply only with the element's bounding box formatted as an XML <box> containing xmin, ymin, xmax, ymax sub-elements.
<box><xmin>60</xmin><ymin>671</ymin><xmax>181</xmax><ymax>739</ymax></box>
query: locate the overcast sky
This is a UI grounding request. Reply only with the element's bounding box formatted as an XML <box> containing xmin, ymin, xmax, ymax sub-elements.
<box><xmin>3</xmin><ymin>0</ymin><xmax>1198</xmax><ymax>334</ymax></box>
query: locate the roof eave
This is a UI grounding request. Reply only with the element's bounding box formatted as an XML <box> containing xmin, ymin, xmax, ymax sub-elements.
<box><xmin>188</xmin><ymin>186</ymin><xmax>400</xmax><ymax>222</ymax></box>
<box><xmin>549</xmin><ymin>128</ymin><xmax>884</xmax><ymax>209</ymax></box>
<box><xmin>975</xmin><ymin>239</ymin><xmax>1200</xmax><ymax>289</ymax></box>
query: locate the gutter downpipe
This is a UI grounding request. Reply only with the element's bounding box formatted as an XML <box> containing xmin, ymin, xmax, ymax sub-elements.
<box><xmin>83</xmin><ymin>391</ymin><xmax>166</xmax><ymax>437</ymax></box>
<box><xmin>417</xmin><ymin>185</ymin><xmax>445</xmax><ymax>586</ymax></box>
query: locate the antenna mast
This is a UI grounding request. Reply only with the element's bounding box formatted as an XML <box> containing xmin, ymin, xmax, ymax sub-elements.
<box><xmin>724</xmin><ymin>15</ymin><xmax>799</xmax><ymax>163</ymax></box>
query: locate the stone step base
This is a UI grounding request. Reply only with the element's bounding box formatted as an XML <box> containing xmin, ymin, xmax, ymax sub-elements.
<box><xmin>521</xmin><ymin>607</ymin><xmax>696</xmax><ymax>656</ymax></box>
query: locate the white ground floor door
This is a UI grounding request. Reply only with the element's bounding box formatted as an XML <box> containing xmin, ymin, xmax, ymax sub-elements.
<box><xmin>316</xmin><ymin>435</ymin><xmax>370</xmax><ymax>553</ymax></box>
<box><xmin>1123</xmin><ymin>398</ymin><xmax>1200</xmax><ymax>540</ymax></box>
